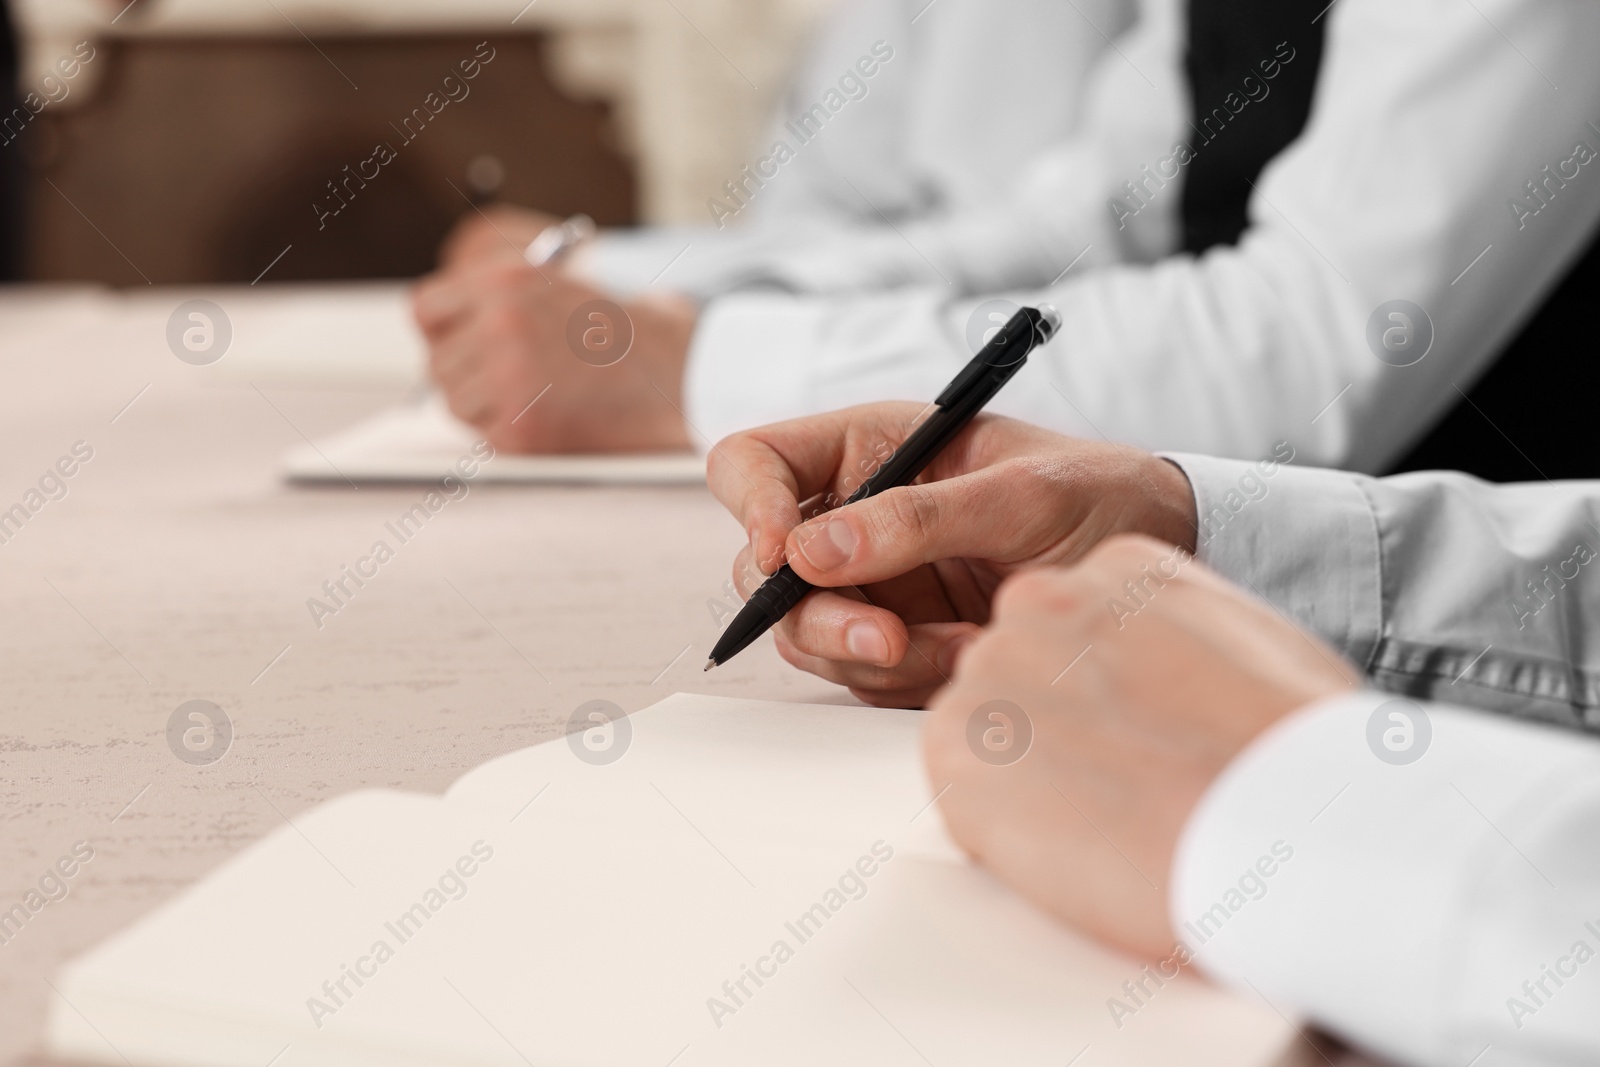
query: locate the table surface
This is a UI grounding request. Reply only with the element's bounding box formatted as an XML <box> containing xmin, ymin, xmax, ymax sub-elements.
<box><xmin>0</xmin><ymin>285</ymin><xmax>840</xmax><ymax>1064</ymax></box>
<box><xmin>0</xmin><ymin>285</ymin><xmax>1383</xmax><ymax>1067</ymax></box>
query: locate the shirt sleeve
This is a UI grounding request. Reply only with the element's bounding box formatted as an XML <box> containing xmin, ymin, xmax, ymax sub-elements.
<box><xmin>1166</xmin><ymin>452</ymin><xmax>1600</xmax><ymax>732</ymax></box>
<box><xmin>659</xmin><ymin>0</ymin><xmax>1179</xmax><ymax>298</ymax></box>
<box><xmin>580</xmin><ymin>0</ymin><xmax>1154</xmax><ymax>302</ymax></box>
<box><xmin>685</xmin><ymin>0</ymin><xmax>1600</xmax><ymax>472</ymax></box>
<box><xmin>1171</xmin><ymin>690</ymin><xmax>1600</xmax><ymax>1067</ymax></box>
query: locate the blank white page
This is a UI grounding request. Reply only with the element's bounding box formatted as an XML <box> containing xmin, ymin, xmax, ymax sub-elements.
<box><xmin>281</xmin><ymin>394</ymin><xmax>705</xmax><ymax>486</ymax></box>
<box><xmin>48</xmin><ymin>694</ymin><xmax>1302</xmax><ymax>1067</ymax></box>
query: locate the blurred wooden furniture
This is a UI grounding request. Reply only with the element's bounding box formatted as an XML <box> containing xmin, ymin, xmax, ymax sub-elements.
<box><xmin>7</xmin><ymin>0</ymin><xmax>833</xmax><ymax>284</ymax></box>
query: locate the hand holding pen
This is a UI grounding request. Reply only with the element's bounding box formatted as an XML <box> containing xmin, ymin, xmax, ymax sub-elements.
<box><xmin>704</xmin><ymin>307</ymin><xmax>1203</xmax><ymax>705</ymax></box>
<box><xmin>706</xmin><ymin>308</ymin><xmax>1064</xmax><ymax>675</ymax></box>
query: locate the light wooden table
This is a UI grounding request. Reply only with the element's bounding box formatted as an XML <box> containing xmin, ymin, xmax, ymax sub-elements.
<box><xmin>0</xmin><ymin>285</ymin><xmax>1385</xmax><ymax>1067</ymax></box>
<box><xmin>0</xmin><ymin>284</ymin><xmax>836</xmax><ymax>1065</ymax></box>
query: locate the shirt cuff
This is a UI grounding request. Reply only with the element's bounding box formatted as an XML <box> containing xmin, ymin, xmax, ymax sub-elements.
<box><xmin>573</xmin><ymin>227</ymin><xmax>774</xmax><ymax>302</ymax></box>
<box><xmin>1172</xmin><ymin>690</ymin><xmax>1600</xmax><ymax>1067</ymax></box>
<box><xmin>1163</xmin><ymin>452</ymin><xmax>1383</xmax><ymax>672</ymax></box>
<box><xmin>577</xmin><ymin>224</ymin><xmax>907</xmax><ymax>302</ymax></box>
<box><xmin>683</xmin><ymin>295</ymin><xmax>829</xmax><ymax>452</ymax></box>
<box><xmin>683</xmin><ymin>289</ymin><xmax>968</xmax><ymax>453</ymax></box>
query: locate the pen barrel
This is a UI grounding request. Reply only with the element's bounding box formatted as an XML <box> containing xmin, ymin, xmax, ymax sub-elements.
<box><xmin>707</xmin><ymin>563</ymin><xmax>815</xmax><ymax>666</ymax></box>
<box><xmin>747</xmin><ymin>564</ymin><xmax>812</xmax><ymax>622</ymax></box>
<box><xmin>846</xmin><ymin>307</ymin><xmax>1056</xmax><ymax>506</ymax></box>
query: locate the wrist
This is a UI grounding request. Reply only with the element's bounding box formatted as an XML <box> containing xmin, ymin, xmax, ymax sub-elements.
<box><xmin>1146</xmin><ymin>456</ymin><xmax>1200</xmax><ymax>553</ymax></box>
<box><xmin>629</xmin><ymin>293</ymin><xmax>696</xmax><ymax>405</ymax></box>
<box><xmin>579</xmin><ymin>294</ymin><xmax>693</xmax><ymax>452</ymax></box>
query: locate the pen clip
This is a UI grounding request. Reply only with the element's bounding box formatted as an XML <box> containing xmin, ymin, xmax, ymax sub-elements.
<box><xmin>935</xmin><ymin>307</ymin><xmax>1051</xmax><ymax>407</ymax></box>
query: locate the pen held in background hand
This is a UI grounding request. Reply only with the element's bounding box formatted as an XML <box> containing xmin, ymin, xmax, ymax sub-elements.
<box><xmin>705</xmin><ymin>304</ymin><xmax>1062</xmax><ymax>670</ymax></box>
<box><xmin>524</xmin><ymin>214</ymin><xmax>594</xmax><ymax>268</ymax></box>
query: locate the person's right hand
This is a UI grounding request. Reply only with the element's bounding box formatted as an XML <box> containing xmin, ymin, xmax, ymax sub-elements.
<box><xmin>707</xmin><ymin>403</ymin><xmax>1200</xmax><ymax>707</ymax></box>
<box><xmin>436</xmin><ymin>204</ymin><xmax>560</xmax><ymax>269</ymax></box>
<box><xmin>411</xmin><ymin>266</ymin><xmax>696</xmax><ymax>454</ymax></box>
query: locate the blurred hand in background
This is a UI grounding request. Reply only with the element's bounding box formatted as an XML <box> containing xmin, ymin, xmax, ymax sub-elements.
<box><xmin>434</xmin><ymin>204</ymin><xmax>559</xmax><ymax>269</ymax></box>
<box><xmin>411</xmin><ymin>212</ymin><xmax>697</xmax><ymax>454</ymax></box>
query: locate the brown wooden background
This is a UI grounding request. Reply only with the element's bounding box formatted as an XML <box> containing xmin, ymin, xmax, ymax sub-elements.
<box><xmin>12</xmin><ymin>33</ymin><xmax>637</xmax><ymax>285</ymax></box>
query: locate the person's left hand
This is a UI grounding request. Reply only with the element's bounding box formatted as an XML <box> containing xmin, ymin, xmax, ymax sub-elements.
<box><xmin>924</xmin><ymin>535</ymin><xmax>1359</xmax><ymax>959</ymax></box>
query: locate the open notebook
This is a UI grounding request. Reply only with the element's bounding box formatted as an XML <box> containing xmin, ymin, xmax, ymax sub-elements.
<box><xmin>48</xmin><ymin>695</ymin><xmax>1309</xmax><ymax>1067</ymax></box>
<box><xmin>283</xmin><ymin>395</ymin><xmax>705</xmax><ymax>486</ymax></box>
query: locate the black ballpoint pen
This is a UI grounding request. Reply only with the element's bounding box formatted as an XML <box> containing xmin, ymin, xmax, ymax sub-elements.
<box><xmin>705</xmin><ymin>304</ymin><xmax>1062</xmax><ymax>670</ymax></box>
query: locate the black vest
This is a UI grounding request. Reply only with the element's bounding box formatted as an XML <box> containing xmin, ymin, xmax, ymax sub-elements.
<box><xmin>1181</xmin><ymin>0</ymin><xmax>1597</xmax><ymax>480</ymax></box>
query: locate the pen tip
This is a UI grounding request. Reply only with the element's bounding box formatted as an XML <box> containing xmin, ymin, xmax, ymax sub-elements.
<box><xmin>703</xmin><ymin>659</ymin><xmax>716</xmax><ymax>672</ymax></box>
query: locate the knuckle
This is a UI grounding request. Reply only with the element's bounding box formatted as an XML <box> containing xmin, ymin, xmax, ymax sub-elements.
<box><xmin>950</xmin><ymin>626</ymin><xmax>1005</xmax><ymax>676</ymax></box>
<box><xmin>485</xmin><ymin>261</ymin><xmax>531</xmax><ymax>290</ymax></box>
<box><xmin>784</xmin><ymin>608</ymin><xmax>836</xmax><ymax>658</ymax></box>
<box><xmin>704</xmin><ymin>445</ymin><xmax>730</xmax><ymax>485</ymax></box>
<box><xmin>877</xmin><ymin>484</ymin><xmax>940</xmax><ymax>545</ymax></box>
<box><xmin>995</xmin><ymin>453</ymin><xmax>1056</xmax><ymax>486</ymax></box>
<box><xmin>992</xmin><ymin>567</ymin><xmax>1069</xmax><ymax>615</ymax></box>
<box><xmin>1092</xmin><ymin>532</ymin><xmax>1172</xmax><ymax>568</ymax></box>
<box><xmin>1081</xmin><ymin>534</ymin><xmax>1194</xmax><ymax>597</ymax></box>
<box><xmin>954</xmin><ymin>627</ymin><xmax>1036</xmax><ymax>687</ymax></box>
<box><xmin>441</xmin><ymin>389</ymin><xmax>479</xmax><ymax>424</ymax></box>
<box><xmin>907</xmin><ymin>484</ymin><xmax>942</xmax><ymax>538</ymax></box>
<box><xmin>922</xmin><ymin>712</ymin><xmax>966</xmax><ymax>780</ymax></box>
<box><xmin>482</xmin><ymin>424</ymin><xmax>517</xmax><ymax>452</ymax></box>
<box><xmin>484</xmin><ymin>303</ymin><xmax>524</xmax><ymax>339</ymax></box>
<box><xmin>994</xmin><ymin>455</ymin><xmax>1069</xmax><ymax>517</ymax></box>
<box><xmin>707</xmin><ymin>433</ymin><xmax>744</xmax><ymax>466</ymax></box>
<box><xmin>704</xmin><ymin>444</ymin><xmax>745</xmax><ymax>499</ymax></box>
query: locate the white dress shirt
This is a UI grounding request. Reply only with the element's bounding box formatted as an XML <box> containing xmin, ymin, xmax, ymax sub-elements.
<box><xmin>677</xmin><ymin>0</ymin><xmax>1600</xmax><ymax>472</ymax></box>
<box><xmin>577</xmin><ymin>0</ymin><xmax>1132</xmax><ymax>298</ymax></box>
<box><xmin>1165</xmin><ymin>454</ymin><xmax>1600</xmax><ymax>1066</ymax></box>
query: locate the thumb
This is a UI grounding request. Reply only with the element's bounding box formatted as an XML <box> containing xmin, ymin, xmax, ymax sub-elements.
<box><xmin>785</xmin><ymin>467</ymin><xmax>1052</xmax><ymax>587</ymax></box>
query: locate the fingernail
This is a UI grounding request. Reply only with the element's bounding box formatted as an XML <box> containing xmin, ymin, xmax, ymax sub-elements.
<box><xmin>938</xmin><ymin>634</ymin><xmax>972</xmax><ymax>677</ymax></box>
<box><xmin>796</xmin><ymin>517</ymin><xmax>857</xmax><ymax>571</ymax></box>
<box><xmin>845</xmin><ymin>621</ymin><xmax>890</xmax><ymax>664</ymax></box>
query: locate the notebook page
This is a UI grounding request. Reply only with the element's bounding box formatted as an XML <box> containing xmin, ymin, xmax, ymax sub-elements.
<box><xmin>48</xmin><ymin>695</ymin><xmax>1301</xmax><ymax>1067</ymax></box>
<box><xmin>281</xmin><ymin>394</ymin><xmax>704</xmax><ymax>485</ymax></box>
